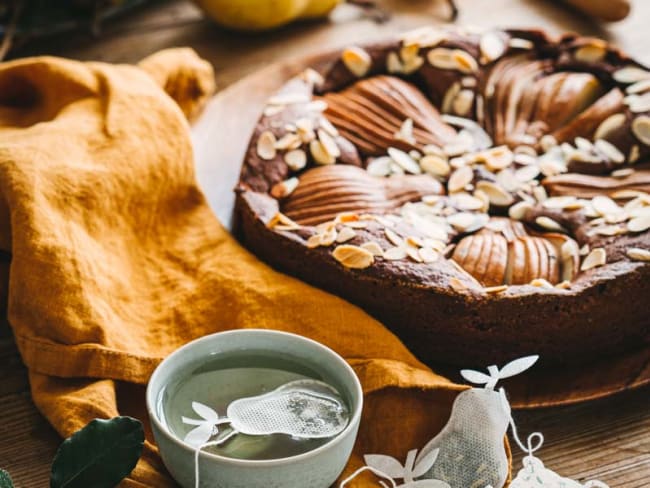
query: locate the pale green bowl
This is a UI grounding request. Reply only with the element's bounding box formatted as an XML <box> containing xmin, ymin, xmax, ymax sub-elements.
<box><xmin>146</xmin><ymin>329</ymin><xmax>363</xmax><ymax>488</ymax></box>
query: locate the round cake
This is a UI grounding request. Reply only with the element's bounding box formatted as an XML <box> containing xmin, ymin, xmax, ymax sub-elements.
<box><xmin>234</xmin><ymin>26</ymin><xmax>650</xmax><ymax>367</ymax></box>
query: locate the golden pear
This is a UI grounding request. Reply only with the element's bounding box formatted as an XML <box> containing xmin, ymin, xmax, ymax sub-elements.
<box><xmin>193</xmin><ymin>0</ymin><xmax>343</xmax><ymax>31</ymax></box>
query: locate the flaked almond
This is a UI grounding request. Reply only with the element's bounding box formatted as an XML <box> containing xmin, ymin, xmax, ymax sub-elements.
<box><xmin>556</xmin><ymin>280</ymin><xmax>572</xmax><ymax>290</ymax></box>
<box><xmin>451</xmin><ymin>193</ymin><xmax>485</xmax><ymax>211</ymax></box>
<box><xmin>317</xmin><ymin>129</ymin><xmax>341</xmax><ymax>159</ymax></box>
<box><xmin>630</xmin><ymin>144</ymin><xmax>641</xmax><ymax>163</ymax></box>
<box><xmin>449</xmin><ymin>277</ymin><xmax>468</xmax><ymax>292</ymax></box>
<box><xmin>310</xmin><ymin>139</ymin><xmax>336</xmax><ymax>165</ymax></box>
<box><xmin>625</xmin><ymin>93</ymin><xmax>650</xmax><ymax>113</ymax></box>
<box><xmin>257</xmin><ymin>131</ymin><xmax>277</xmax><ymax>160</ymax></box>
<box><xmin>594</xmin><ymin>113</ymin><xmax>626</xmax><ymax>141</ymax></box>
<box><xmin>400</xmin><ymin>26</ymin><xmax>448</xmax><ymax>48</ymax></box>
<box><xmin>631</xmin><ymin>115</ymin><xmax>650</xmax><ymax>146</ymax></box>
<box><xmin>402</xmin><ymin>54</ymin><xmax>424</xmax><ymax>74</ymax></box>
<box><xmin>318</xmin><ymin>117</ymin><xmax>339</xmax><ymax>137</ymax></box>
<box><xmin>319</xmin><ymin>226</ymin><xmax>338</xmax><ymax>246</ymax></box>
<box><xmin>306</xmin><ymin>234</ymin><xmax>323</xmax><ymax>248</ymax></box>
<box><xmin>448</xmin><ymin>165</ymin><xmax>474</xmax><ymax>193</ymax></box>
<box><xmin>628</xmin><ymin>215</ymin><xmax>650</xmax><ymax>233</ymax></box>
<box><xmin>533</xmin><ymin>185</ymin><xmax>548</xmax><ymax>202</ymax></box>
<box><xmin>627</xmin><ymin>79</ymin><xmax>650</xmax><ymax>95</ymax></box>
<box><xmin>530</xmin><ymin>278</ymin><xmax>554</xmax><ymax>289</ymax></box>
<box><xmin>267</xmin><ymin>212</ymin><xmax>301</xmax><ymax>231</ymax></box>
<box><xmin>336</xmin><ymin>226</ymin><xmax>357</xmax><ymax>243</ymax></box>
<box><xmin>540</xmin><ymin>134</ymin><xmax>558</xmax><ymax>152</ymax></box>
<box><xmin>442</xmin><ymin>82</ymin><xmax>461</xmax><ymax>113</ymax></box>
<box><xmin>543</xmin><ymin>196</ymin><xmax>578</xmax><ymax>209</ymax></box>
<box><xmin>594</xmin><ymin>139</ymin><xmax>625</xmax><ymax>164</ymax></box>
<box><xmin>580</xmin><ymin>248</ymin><xmax>606</xmax><ymax>271</ymax></box>
<box><xmin>332</xmin><ymin>244</ymin><xmax>374</xmax><ymax>269</ymax></box>
<box><xmin>627</xmin><ymin>247</ymin><xmax>650</xmax><ymax>261</ymax></box>
<box><xmin>386</xmin><ymin>51</ymin><xmax>403</xmax><ymax>73</ymax></box>
<box><xmin>509</xmin><ymin>201</ymin><xmax>533</xmax><ymax>220</ymax></box>
<box><xmin>613</xmin><ymin>66</ymin><xmax>650</xmax><ymax>83</ymax></box>
<box><xmin>427</xmin><ymin>48</ymin><xmax>478</xmax><ymax>74</ymax></box>
<box><xmin>394</xmin><ymin>118</ymin><xmax>416</xmax><ymax>144</ymax></box>
<box><xmin>366</xmin><ymin>156</ymin><xmax>393</xmax><ymax>177</ymax></box>
<box><xmin>536</xmin><ymin>216</ymin><xmax>566</xmax><ymax>233</ymax></box>
<box><xmin>388</xmin><ymin>147</ymin><xmax>421</xmax><ymax>174</ymax></box>
<box><xmin>284</xmin><ymin>149</ymin><xmax>307</xmax><ymax>171</ymax></box>
<box><xmin>383</xmin><ymin>246</ymin><xmax>408</xmax><ymax>260</ymax></box>
<box><xmin>452</xmin><ymin>89</ymin><xmax>474</xmax><ymax>117</ymax></box>
<box><xmin>275</xmin><ymin>133</ymin><xmax>302</xmax><ymax>151</ymax></box>
<box><xmin>405</xmin><ymin>247</ymin><xmax>423</xmax><ymax>263</ymax></box>
<box><xmin>447</xmin><ymin>212</ymin><xmax>480</xmax><ymax>232</ymax></box>
<box><xmin>515</xmin><ymin>164</ymin><xmax>540</xmax><ymax>182</ymax></box>
<box><xmin>420</xmin><ymin>154</ymin><xmax>451</xmax><ymax>177</ymax></box>
<box><xmin>592</xmin><ymin>195</ymin><xmax>621</xmax><ymax>216</ymax></box>
<box><xmin>483</xmin><ymin>146</ymin><xmax>514</xmax><ymax>171</ymax></box>
<box><xmin>611</xmin><ymin>168</ymin><xmax>634</xmax><ymax>178</ymax></box>
<box><xmin>361</xmin><ymin>241</ymin><xmax>384</xmax><ymax>256</ymax></box>
<box><xmin>574</xmin><ymin>43</ymin><xmax>607</xmax><ymax>63</ymax></box>
<box><xmin>475</xmin><ymin>180</ymin><xmax>514</xmax><ymax>206</ymax></box>
<box><xmin>484</xmin><ymin>285</ymin><xmax>508</xmax><ymax>294</ymax></box>
<box><xmin>419</xmin><ymin>247</ymin><xmax>440</xmax><ymax>263</ymax></box>
<box><xmin>480</xmin><ymin>31</ymin><xmax>507</xmax><ymax>64</ymax></box>
<box><xmin>385</xmin><ymin>228</ymin><xmax>405</xmax><ymax>247</ymax></box>
<box><xmin>270</xmin><ymin>177</ymin><xmax>299</xmax><ymax>199</ymax></box>
<box><xmin>509</xmin><ymin>38</ymin><xmax>534</xmax><ymax>50</ymax></box>
<box><xmin>341</xmin><ymin>46</ymin><xmax>372</xmax><ymax>77</ymax></box>
<box><xmin>591</xmin><ymin>225</ymin><xmax>626</xmax><ymax>236</ymax></box>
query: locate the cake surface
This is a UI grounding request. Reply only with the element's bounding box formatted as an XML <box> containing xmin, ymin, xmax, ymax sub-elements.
<box><xmin>235</xmin><ymin>26</ymin><xmax>650</xmax><ymax>366</ymax></box>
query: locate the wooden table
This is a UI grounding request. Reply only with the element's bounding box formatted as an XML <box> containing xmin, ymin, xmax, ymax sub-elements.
<box><xmin>1</xmin><ymin>0</ymin><xmax>649</xmax><ymax>486</ymax></box>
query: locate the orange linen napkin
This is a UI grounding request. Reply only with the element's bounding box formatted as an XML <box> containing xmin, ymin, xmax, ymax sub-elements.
<box><xmin>0</xmin><ymin>48</ymin><xmax>506</xmax><ymax>486</ymax></box>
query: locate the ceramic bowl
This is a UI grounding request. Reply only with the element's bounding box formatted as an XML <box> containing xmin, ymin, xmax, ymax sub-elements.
<box><xmin>146</xmin><ymin>329</ymin><xmax>363</xmax><ymax>488</ymax></box>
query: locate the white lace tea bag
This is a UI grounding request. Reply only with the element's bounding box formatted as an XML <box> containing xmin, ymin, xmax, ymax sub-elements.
<box><xmin>414</xmin><ymin>356</ymin><xmax>537</xmax><ymax>488</ymax></box>
<box><xmin>182</xmin><ymin>379</ymin><xmax>350</xmax><ymax>488</ymax></box>
<box><xmin>508</xmin><ymin>432</ymin><xmax>609</xmax><ymax>488</ymax></box>
<box><xmin>341</xmin><ymin>356</ymin><xmax>539</xmax><ymax>488</ymax></box>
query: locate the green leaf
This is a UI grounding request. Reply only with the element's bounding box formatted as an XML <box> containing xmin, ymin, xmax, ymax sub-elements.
<box><xmin>50</xmin><ymin>416</ymin><xmax>144</xmax><ymax>488</ymax></box>
<box><xmin>0</xmin><ymin>469</ymin><xmax>14</xmax><ymax>488</ymax></box>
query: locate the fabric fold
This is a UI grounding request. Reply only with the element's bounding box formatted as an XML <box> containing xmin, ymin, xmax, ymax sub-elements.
<box><xmin>0</xmin><ymin>48</ymin><xmax>507</xmax><ymax>486</ymax></box>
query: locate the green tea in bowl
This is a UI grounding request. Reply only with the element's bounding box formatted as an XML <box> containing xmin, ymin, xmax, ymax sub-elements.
<box><xmin>146</xmin><ymin>329</ymin><xmax>362</xmax><ymax>488</ymax></box>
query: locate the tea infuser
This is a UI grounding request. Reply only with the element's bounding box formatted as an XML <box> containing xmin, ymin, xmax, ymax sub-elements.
<box><xmin>180</xmin><ymin>379</ymin><xmax>350</xmax><ymax>488</ymax></box>
<box><xmin>339</xmin><ymin>355</ymin><xmax>610</xmax><ymax>488</ymax></box>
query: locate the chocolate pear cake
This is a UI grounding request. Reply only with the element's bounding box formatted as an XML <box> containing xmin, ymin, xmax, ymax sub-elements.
<box><xmin>235</xmin><ymin>26</ymin><xmax>650</xmax><ymax>366</ymax></box>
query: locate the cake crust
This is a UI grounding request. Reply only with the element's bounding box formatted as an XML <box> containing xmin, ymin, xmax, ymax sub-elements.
<box><xmin>234</xmin><ymin>27</ymin><xmax>650</xmax><ymax>366</ymax></box>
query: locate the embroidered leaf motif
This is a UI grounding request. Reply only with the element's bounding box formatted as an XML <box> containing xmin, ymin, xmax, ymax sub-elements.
<box><xmin>364</xmin><ymin>454</ymin><xmax>405</xmax><ymax>478</ymax></box>
<box><xmin>460</xmin><ymin>369</ymin><xmax>492</xmax><ymax>385</ymax></box>
<box><xmin>411</xmin><ymin>448</ymin><xmax>440</xmax><ymax>478</ymax></box>
<box><xmin>498</xmin><ymin>356</ymin><xmax>539</xmax><ymax>380</ymax></box>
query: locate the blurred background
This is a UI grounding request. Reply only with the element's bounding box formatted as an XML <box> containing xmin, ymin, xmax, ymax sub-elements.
<box><xmin>0</xmin><ymin>0</ymin><xmax>646</xmax><ymax>90</ymax></box>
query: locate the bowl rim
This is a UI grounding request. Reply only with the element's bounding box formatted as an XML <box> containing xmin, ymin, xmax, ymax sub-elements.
<box><xmin>146</xmin><ymin>328</ymin><xmax>364</xmax><ymax>467</ymax></box>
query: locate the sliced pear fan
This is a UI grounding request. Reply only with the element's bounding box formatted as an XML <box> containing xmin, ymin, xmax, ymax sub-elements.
<box><xmin>322</xmin><ymin>76</ymin><xmax>457</xmax><ymax>156</ymax></box>
<box><xmin>282</xmin><ymin>164</ymin><xmax>443</xmax><ymax>225</ymax></box>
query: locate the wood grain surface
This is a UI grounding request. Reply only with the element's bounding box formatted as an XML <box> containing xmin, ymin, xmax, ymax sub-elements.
<box><xmin>1</xmin><ymin>0</ymin><xmax>649</xmax><ymax>486</ymax></box>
